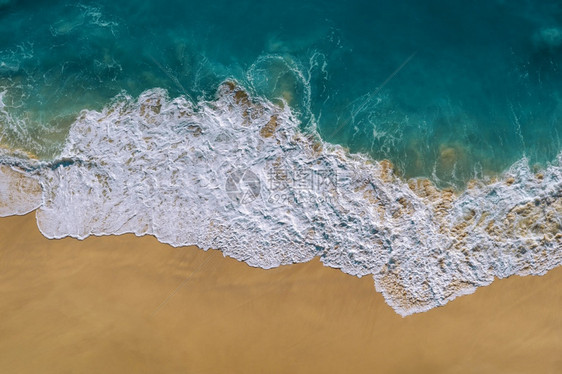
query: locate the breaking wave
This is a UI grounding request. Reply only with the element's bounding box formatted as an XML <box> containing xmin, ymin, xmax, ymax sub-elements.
<box><xmin>0</xmin><ymin>82</ymin><xmax>561</xmax><ymax>316</ymax></box>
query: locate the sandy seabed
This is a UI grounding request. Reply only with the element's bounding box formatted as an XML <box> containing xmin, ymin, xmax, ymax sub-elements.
<box><xmin>0</xmin><ymin>213</ymin><xmax>561</xmax><ymax>374</ymax></box>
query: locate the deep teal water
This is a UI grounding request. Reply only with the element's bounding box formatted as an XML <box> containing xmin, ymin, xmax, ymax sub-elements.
<box><xmin>1</xmin><ymin>0</ymin><xmax>561</xmax><ymax>187</ymax></box>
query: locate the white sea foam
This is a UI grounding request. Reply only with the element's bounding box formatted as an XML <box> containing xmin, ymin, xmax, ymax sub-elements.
<box><xmin>0</xmin><ymin>82</ymin><xmax>561</xmax><ymax>316</ymax></box>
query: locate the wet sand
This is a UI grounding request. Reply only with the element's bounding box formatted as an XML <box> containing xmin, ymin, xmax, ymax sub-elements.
<box><xmin>0</xmin><ymin>213</ymin><xmax>561</xmax><ymax>373</ymax></box>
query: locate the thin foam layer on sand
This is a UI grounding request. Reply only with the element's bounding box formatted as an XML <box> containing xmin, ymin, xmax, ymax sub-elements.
<box><xmin>1</xmin><ymin>213</ymin><xmax>561</xmax><ymax>373</ymax></box>
<box><xmin>2</xmin><ymin>83</ymin><xmax>561</xmax><ymax>316</ymax></box>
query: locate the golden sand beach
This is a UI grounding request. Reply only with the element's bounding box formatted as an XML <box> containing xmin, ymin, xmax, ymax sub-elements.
<box><xmin>1</xmin><ymin>212</ymin><xmax>561</xmax><ymax>373</ymax></box>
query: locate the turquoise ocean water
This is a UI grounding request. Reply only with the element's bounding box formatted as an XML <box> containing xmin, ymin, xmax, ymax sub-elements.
<box><xmin>1</xmin><ymin>0</ymin><xmax>561</xmax><ymax>187</ymax></box>
<box><xmin>2</xmin><ymin>0</ymin><xmax>562</xmax><ymax>315</ymax></box>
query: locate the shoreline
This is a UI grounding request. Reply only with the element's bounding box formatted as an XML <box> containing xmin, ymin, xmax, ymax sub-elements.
<box><xmin>1</xmin><ymin>212</ymin><xmax>562</xmax><ymax>373</ymax></box>
<box><xmin>1</xmin><ymin>85</ymin><xmax>560</xmax><ymax>316</ymax></box>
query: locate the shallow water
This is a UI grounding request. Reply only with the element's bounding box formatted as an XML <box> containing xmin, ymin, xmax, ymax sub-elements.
<box><xmin>1</xmin><ymin>0</ymin><xmax>561</xmax><ymax>186</ymax></box>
